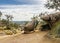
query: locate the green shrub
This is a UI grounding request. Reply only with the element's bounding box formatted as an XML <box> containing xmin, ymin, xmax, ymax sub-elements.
<box><xmin>0</xmin><ymin>27</ymin><xmax>4</xmax><ymax>30</ymax></box>
<box><xmin>12</xmin><ymin>29</ymin><xmax>17</xmax><ymax>34</ymax></box>
<box><xmin>13</xmin><ymin>23</ymin><xmax>20</xmax><ymax>29</ymax></box>
<box><xmin>4</xmin><ymin>30</ymin><xmax>13</xmax><ymax>35</ymax></box>
<box><xmin>50</xmin><ymin>20</ymin><xmax>60</xmax><ymax>38</ymax></box>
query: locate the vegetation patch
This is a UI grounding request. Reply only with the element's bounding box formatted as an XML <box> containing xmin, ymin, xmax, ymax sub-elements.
<box><xmin>47</xmin><ymin>21</ymin><xmax>60</xmax><ymax>38</ymax></box>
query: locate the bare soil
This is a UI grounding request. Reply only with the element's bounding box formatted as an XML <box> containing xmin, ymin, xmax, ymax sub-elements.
<box><xmin>0</xmin><ymin>31</ymin><xmax>59</xmax><ymax>43</ymax></box>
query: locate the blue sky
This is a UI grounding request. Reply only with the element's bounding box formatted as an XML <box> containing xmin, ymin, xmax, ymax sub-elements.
<box><xmin>0</xmin><ymin>0</ymin><xmax>31</xmax><ymax>5</ymax></box>
<box><xmin>0</xmin><ymin>0</ymin><xmax>20</xmax><ymax>5</ymax></box>
<box><xmin>0</xmin><ymin>0</ymin><xmax>55</xmax><ymax>21</ymax></box>
<box><xmin>0</xmin><ymin>0</ymin><xmax>44</xmax><ymax>5</ymax></box>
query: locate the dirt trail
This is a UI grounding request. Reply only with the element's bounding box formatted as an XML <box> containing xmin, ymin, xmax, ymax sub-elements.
<box><xmin>0</xmin><ymin>31</ymin><xmax>58</xmax><ymax>43</ymax></box>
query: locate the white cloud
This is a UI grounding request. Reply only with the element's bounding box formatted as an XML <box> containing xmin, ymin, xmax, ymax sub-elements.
<box><xmin>14</xmin><ymin>0</ymin><xmax>47</xmax><ymax>4</ymax></box>
<box><xmin>0</xmin><ymin>5</ymin><xmax>40</xmax><ymax>20</ymax></box>
<box><xmin>0</xmin><ymin>0</ymin><xmax>55</xmax><ymax>21</ymax></box>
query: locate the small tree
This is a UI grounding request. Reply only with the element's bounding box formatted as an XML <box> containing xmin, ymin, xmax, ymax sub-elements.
<box><xmin>0</xmin><ymin>11</ymin><xmax>2</xmax><ymax>21</ymax></box>
<box><xmin>9</xmin><ymin>15</ymin><xmax>13</xmax><ymax>21</ymax></box>
<box><xmin>45</xmin><ymin>0</ymin><xmax>60</xmax><ymax>11</ymax></box>
<box><xmin>5</xmin><ymin>15</ymin><xmax>10</xmax><ymax>22</ymax></box>
<box><xmin>5</xmin><ymin>15</ymin><xmax>11</xmax><ymax>29</ymax></box>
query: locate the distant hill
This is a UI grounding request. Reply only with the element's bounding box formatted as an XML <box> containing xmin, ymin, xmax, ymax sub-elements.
<box><xmin>13</xmin><ymin>21</ymin><xmax>30</xmax><ymax>25</ymax></box>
